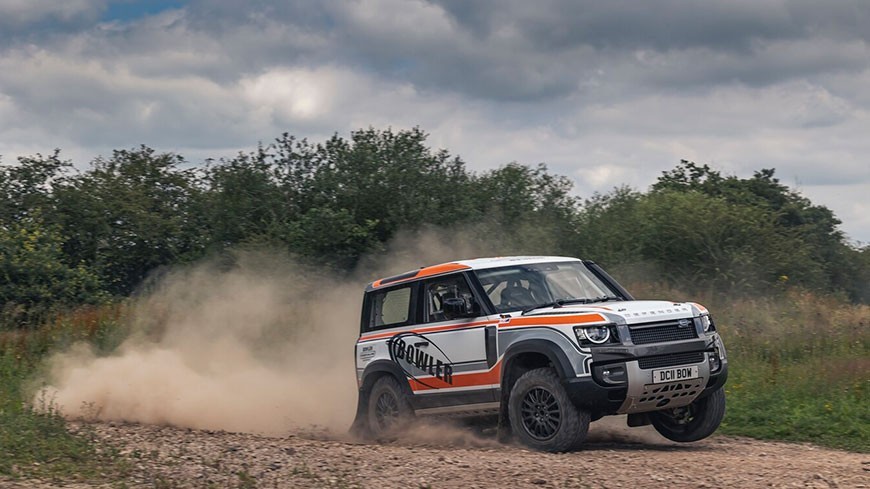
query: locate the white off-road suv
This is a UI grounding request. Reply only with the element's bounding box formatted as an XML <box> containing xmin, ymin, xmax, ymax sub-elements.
<box><xmin>352</xmin><ymin>256</ymin><xmax>728</xmax><ymax>451</ymax></box>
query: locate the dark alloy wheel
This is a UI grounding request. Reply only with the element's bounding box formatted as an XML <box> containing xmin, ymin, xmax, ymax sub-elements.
<box><xmin>374</xmin><ymin>391</ymin><xmax>400</xmax><ymax>429</ymax></box>
<box><xmin>508</xmin><ymin>368</ymin><xmax>589</xmax><ymax>452</ymax></box>
<box><xmin>520</xmin><ymin>387</ymin><xmax>562</xmax><ymax>440</ymax></box>
<box><xmin>366</xmin><ymin>376</ymin><xmax>413</xmax><ymax>438</ymax></box>
<box><xmin>650</xmin><ymin>386</ymin><xmax>726</xmax><ymax>442</ymax></box>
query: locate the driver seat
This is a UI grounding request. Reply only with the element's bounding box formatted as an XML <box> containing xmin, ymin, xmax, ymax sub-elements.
<box><xmin>500</xmin><ymin>282</ymin><xmax>536</xmax><ymax>308</ymax></box>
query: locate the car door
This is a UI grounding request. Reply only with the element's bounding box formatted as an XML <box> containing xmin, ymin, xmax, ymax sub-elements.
<box><xmin>401</xmin><ymin>272</ymin><xmax>499</xmax><ymax>411</ymax></box>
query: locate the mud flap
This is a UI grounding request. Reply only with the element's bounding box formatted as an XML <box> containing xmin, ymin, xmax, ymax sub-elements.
<box><xmin>349</xmin><ymin>390</ymin><xmax>369</xmax><ymax>437</ymax></box>
<box><xmin>496</xmin><ymin>386</ymin><xmax>511</xmax><ymax>443</ymax></box>
<box><xmin>627</xmin><ymin>412</ymin><xmax>651</xmax><ymax>427</ymax></box>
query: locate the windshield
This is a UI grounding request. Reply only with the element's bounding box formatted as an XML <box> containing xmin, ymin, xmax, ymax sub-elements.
<box><xmin>474</xmin><ymin>261</ymin><xmax>617</xmax><ymax>313</ymax></box>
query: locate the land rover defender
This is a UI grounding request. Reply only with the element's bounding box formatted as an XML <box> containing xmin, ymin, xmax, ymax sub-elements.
<box><xmin>352</xmin><ymin>256</ymin><xmax>728</xmax><ymax>451</ymax></box>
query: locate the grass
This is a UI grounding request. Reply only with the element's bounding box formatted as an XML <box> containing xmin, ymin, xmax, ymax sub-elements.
<box><xmin>720</xmin><ymin>355</ymin><xmax>867</xmax><ymax>451</ymax></box>
<box><xmin>631</xmin><ymin>284</ymin><xmax>869</xmax><ymax>452</ymax></box>
<box><xmin>715</xmin><ymin>290</ymin><xmax>868</xmax><ymax>452</ymax></box>
<box><xmin>0</xmin><ymin>305</ymin><xmax>130</xmax><ymax>482</ymax></box>
<box><xmin>236</xmin><ymin>469</ymin><xmax>257</xmax><ymax>489</ymax></box>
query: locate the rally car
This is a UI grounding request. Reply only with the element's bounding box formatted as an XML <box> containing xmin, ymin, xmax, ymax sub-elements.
<box><xmin>352</xmin><ymin>256</ymin><xmax>727</xmax><ymax>451</ymax></box>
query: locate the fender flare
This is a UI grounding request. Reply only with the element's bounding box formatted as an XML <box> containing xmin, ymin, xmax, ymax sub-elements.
<box><xmin>501</xmin><ymin>339</ymin><xmax>577</xmax><ymax>388</ymax></box>
<box><xmin>359</xmin><ymin>360</ymin><xmax>413</xmax><ymax>396</ymax></box>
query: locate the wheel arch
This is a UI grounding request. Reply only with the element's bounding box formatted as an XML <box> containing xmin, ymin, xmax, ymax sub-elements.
<box><xmin>350</xmin><ymin>360</ymin><xmax>412</xmax><ymax>436</ymax></box>
<box><xmin>501</xmin><ymin>339</ymin><xmax>575</xmax><ymax>389</ymax></box>
<box><xmin>360</xmin><ymin>360</ymin><xmax>413</xmax><ymax>396</ymax></box>
<box><xmin>498</xmin><ymin>340</ymin><xmax>577</xmax><ymax>431</ymax></box>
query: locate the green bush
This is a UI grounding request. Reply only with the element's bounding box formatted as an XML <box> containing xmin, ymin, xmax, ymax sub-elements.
<box><xmin>0</xmin><ymin>219</ymin><xmax>107</xmax><ymax>328</ymax></box>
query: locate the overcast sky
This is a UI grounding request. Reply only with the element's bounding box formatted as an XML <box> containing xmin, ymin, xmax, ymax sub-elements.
<box><xmin>1</xmin><ymin>0</ymin><xmax>868</xmax><ymax>244</ymax></box>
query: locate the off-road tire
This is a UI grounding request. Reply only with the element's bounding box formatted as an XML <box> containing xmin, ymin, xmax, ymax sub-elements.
<box><xmin>508</xmin><ymin>368</ymin><xmax>590</xmax><ymax>452</ymax></box>
<box><xmin>650</xmin><ymin>386</ymin><xmax>726</xmax><ymax>442</ymax></box>
<box><xmin>366</xmin><ymin>375</ymin><xmax>413</xmax><ymax>439</ymax></box>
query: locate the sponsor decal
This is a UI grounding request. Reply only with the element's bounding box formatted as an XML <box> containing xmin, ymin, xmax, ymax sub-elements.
<box><xmin>388</xmin><ymin>332</ymin><xmax>454</xmax><ymax>387</ymax></box>
<box><xmin>359</xmin><ymin>345</ymin><xmax>376</xmax><ymax>362</ymax></box>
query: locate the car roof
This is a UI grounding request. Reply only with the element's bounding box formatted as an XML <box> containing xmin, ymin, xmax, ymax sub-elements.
<box><xmin>366</xmin><ymin>256</ymin><xmax>582</xmax><ymax>291</ymax></box>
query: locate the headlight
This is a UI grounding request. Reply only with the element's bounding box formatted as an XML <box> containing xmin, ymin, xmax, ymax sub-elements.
<box><xmin>699</xmin><ymin>314</ymin><xmax>713</xmax><ymax>332</ymax></box>
<box><xmin>577</xmin><ymin>325</ymin><xmax>610</xmax><ymax>344</ymax></box>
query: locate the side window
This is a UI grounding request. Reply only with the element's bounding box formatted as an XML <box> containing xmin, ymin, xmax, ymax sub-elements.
<box><xmin>424</xmin><ymin>274</ymin><xmax>476</xmax><ymax>323</ymax></box>
<box><xmin>369</xmin><ymin>286</ymin><xmax>413</xmax><ymax>330</ymax></box>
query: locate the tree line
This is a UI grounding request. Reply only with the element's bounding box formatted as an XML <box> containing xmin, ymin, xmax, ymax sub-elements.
<box><xmin>2</xmin><ymin>127</ymin><xmax>868</xmax><ymax>325</ymax></box>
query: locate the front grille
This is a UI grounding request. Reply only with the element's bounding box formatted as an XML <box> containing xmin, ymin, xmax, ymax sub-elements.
<box><xmin>638</xmin><ymin>351</ymin><xmax>705</xmax><ymax>369</ymax></box>
<box><xmin>629</xmin><ymin>320</ymin><xmax>697</xmax><ymax>345</ymax></box>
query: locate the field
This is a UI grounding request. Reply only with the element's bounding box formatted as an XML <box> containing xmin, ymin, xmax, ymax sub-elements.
<box><xmin>0</xmin><ymin>288</ymin><xmax>868</xmax><ymax>484</ymax></box>
<box><xmin>0</xmin><ymin>306</ymin><xmax>131</xmax><ymax>481</ymax></box>
<box><xmin>630</xmin><ymin>284</ymin><xmax>869</xmax><ymax>452</ymax></box>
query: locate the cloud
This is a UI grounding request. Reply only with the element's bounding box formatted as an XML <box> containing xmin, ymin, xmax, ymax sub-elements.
<box><xmin>0</xmin><ymin>0</ymin><xmax>106</xmax><ymax>37</ymax></box>
<box><xmin>0</xmin><ymin>46</ymin><xmax>247</xmax><ymax>149</ymax></box>
<box><xmin>0</xmin><ymin>29</ymin><xmax>474</xmax><ymax>162</ymax></box>
<box><xmin>0</xmin><ymin>0</ymin><xmax>869</xmax><ymax>242</ymax></box>
<box><xmin>239</xmin><ymin>66</ymin><xmax>382</xmax><ymax>126</ymax></box>
<box><xmin>0</xmin><ymin>0</ymin><xmax>104</xmax><ymax>23</ymax></box>
<box><xmin>436</xmin><ymin>0</ymin><xmax>870</xmax><ymax>49</ymax></box>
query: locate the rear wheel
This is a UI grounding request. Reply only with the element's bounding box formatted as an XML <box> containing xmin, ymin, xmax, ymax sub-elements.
<box><xmin>508</xmin><ymin>368</ymin><xmax>589</xmax><ymax>452</ymax></box>
<box><xmin>366</xmin><ymin>376</ymin><xmax>413</xmax><ymax>438</ymax></box>
<box><xmin>650</xmin><ymin>386</ymin><xmax>726</xmax><ymax>442</ymax></box>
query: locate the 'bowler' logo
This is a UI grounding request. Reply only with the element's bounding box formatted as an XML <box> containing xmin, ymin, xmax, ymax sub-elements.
<box><xmin>388</xmin><ymin>332</ymin><xmax>455</xmax><ymax>388</ymax></box>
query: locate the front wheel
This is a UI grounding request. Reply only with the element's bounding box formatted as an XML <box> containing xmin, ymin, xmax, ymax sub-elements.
<box><xmin>366</xmin><ymin>376</ymin><xmax>413</xmax><ymax>439</ymax></box>
<box><xmin>649</xmin><ymin>386</ymin><xmax>726</xmax><ymax>442</ymax></box>
<box><xmin>508</xmin><ymin>368</ymin><xmax>590</xmax><ymax>452</ymax></box>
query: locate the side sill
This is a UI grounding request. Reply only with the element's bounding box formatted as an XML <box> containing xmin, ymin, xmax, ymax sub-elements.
<box><xmin>415</xmin><ymin>402</ymin><xmax>501</xmax><ymax>416</ymax></box>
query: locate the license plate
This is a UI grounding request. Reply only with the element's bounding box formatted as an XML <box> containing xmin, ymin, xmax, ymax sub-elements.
<box><xmin>652</xmin><ymin>365</ymin><xmax>699</xmax><ymax>384</ymax></box>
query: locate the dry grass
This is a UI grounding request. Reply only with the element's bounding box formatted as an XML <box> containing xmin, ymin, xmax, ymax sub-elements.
<box><xmin>630</xmin><ymin>283</ymin><xmax>869</xmax><ymax>451</ymax></box>
<box><xmin>1</xmin><ymin>304</ymin><xmax>130</xmax><ymax>481</ymax></box>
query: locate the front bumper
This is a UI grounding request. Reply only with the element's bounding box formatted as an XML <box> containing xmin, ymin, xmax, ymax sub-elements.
<box><xmin>562</xmin><ymin>335</ymin><xmax>728</xmax><ymax>416</ymax></box>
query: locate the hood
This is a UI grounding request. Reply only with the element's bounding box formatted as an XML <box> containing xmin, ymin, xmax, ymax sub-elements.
<box><xmin>525</xmin><ymin>300</ymin><xmax>702</xmax><ymax>324</ymax></box>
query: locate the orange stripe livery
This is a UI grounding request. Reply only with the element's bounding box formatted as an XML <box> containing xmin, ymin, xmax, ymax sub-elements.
<box><xmin>409</xmin><ymin>360</ymin><xmax>503</xmax><ymax>392</ymax></box>
<box><xmin>499</xmin><ymin>313</ymin><xmax>606</xmax><ymax>328</ymax></box>
<box><xmin>371</xmin><ymin>262</ymin><xmax>471</xmax><ymax>289</ymax></box>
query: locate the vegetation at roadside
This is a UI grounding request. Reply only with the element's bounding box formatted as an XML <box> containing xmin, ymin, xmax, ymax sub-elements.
<box><xmin>2</xmin><ymin>129</ymin><xmax>867</xmax><ymax>327</ymax></box>
<box><xmin>631</xmin><ymin>283</ymin><xmax>869</xmax><ymax>452</ymax></box>
<box><xmin>719</xmin><ymin>290</ymin><xmax>867</xmax><ymax>452</ymax></box>
<box><xmin>0</xmin><ymin>306</ymin><xmax>130</xmax><ymax>480</ymax></box>
<box><xmin>0</xmin><ymin>126</ymin><xmax>868</xmax><ymax>480</ymax></box>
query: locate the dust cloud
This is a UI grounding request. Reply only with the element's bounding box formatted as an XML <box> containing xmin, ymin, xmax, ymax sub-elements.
<box><xmin>38</xmin><ymin>251</ymin><xmax>361</xmax><ymax>433</ymax></box>
<box><xmin>393</xmin><ymin>420</ymin><xmax>502</xmax><ymax>448</ymax></box>
<box><xmin>37</xmin><ymin>228</ymin><xmax>510</xmax><ymax>435</ymax></box>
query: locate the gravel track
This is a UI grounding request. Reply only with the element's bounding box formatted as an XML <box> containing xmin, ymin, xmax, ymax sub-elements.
<box><xmin>2</xmin><ymin>418</ymin><xmax>868</xmax><ymax>488</ymax></box>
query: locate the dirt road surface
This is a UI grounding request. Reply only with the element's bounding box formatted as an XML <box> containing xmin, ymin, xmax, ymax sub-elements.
<box><xmin>3</xmin><ymin>417</ymin><xmax>868</xmax><ymax>488</ymax></box>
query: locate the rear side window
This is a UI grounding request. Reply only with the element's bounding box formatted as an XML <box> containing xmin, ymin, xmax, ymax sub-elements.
<box><xmin>369</xmin><ymin>286</ymin><xmax>412</xmax><ymax>330</ymax></box>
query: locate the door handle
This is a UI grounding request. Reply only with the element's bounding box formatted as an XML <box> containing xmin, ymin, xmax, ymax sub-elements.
<box><xmin>414</xmin><ymin>341</ymin><xmax>429</xmax><ymax>347</ymax></box>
